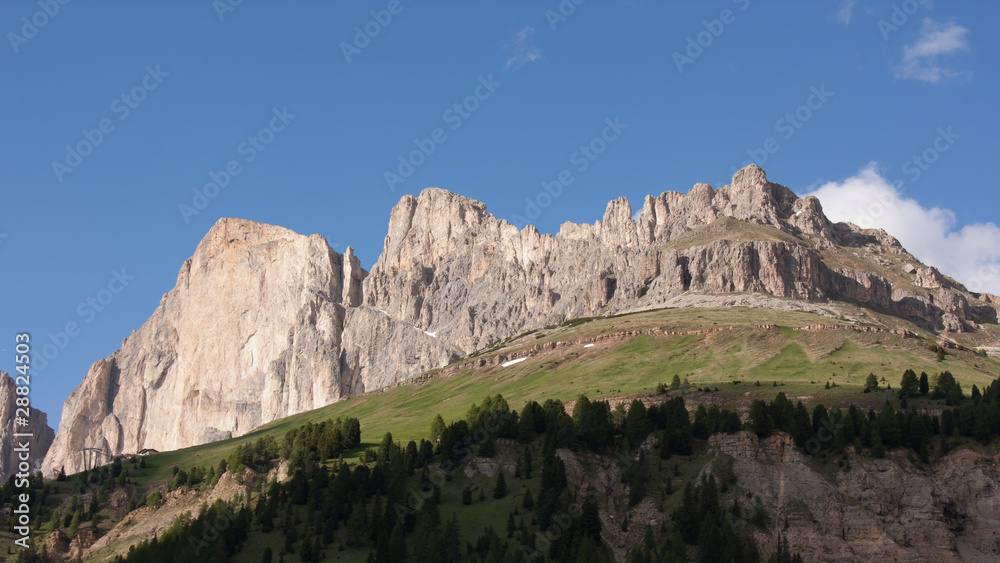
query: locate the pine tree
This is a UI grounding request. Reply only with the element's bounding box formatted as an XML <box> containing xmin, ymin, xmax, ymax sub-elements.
<box><xmin>697</xmin><ymin>518</ymin><xmax>724</xmax><ymax>562</ymax></box>
<box><xmin>900</xmin><ymin>369</ymin><xmax>919</xmax><ymax>397</ymax></box>
<box><xmin>749</xmin><ymin>400</ymin><xmax>773</xmax><ymax>436</ymax></box>
<box><xmin>580</xmin><ymin>494</ymin><xmax>601</xmax><ymax>541</ymax></box>
<box><xmin>346</xmin><ymin>500</ymin><xmax>366</xmax><ymax>546</ymax></box>
<box><xmin>624</xmin><ymin>399</ymin><xmax>654</xmax><ymax>445</ymax></box>
<box><xmin>675</xmin><ymin>481</ymin><xmax>698</xmax><ymax>543</ymax></box>
<box><xmin>864</xmin><ymin>373</ymin><xmax>879</xmax><ymax>392</ymax></box>
<box><xmin>493</xmin><ymin>471</ymin><xmax>507</xmax><ymax>499</ymax></box>
<box><xmin>876</xmin><ymin>402</ymin><xmax>902</xmax><ymax>448</ymax></box>
<box><xmin>431</xmin><ymin>414</ymin><xmax>446</xmax><ymax>440</ymax></box>
<box><xmin>388</xmin><ymin>524</ymin><xmax>407</xmax><ymax>562</ymax></box>
<box><xmin>522</xmin><ymin>488</ymin><xmax>534</xmax><ymax>509</ymax></box>
<box><xmin>871</xmin><ymin>431</ymin><xmax>886</xmax><ymax>459</ymax></box>
<box><xmin>284</xmin><ymin>517</ymin><xmax>299</xmax><ymax>553</ymax></box>
<box><xmin>300</xmin><ymin>534</ymin><xmax>314</xmax><ymax>562</ymax></box>
<box><xmin>444</xmin><ymin>514</ymin><xmax>461</xmax><ymax>563</ymax></box>
<box><xmin>68</xmin><ymin>510</ymin><xmax>81</xmax><ymax>538</ymax></box>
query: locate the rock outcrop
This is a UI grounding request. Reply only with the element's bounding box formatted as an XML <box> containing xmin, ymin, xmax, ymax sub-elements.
<box><xmin>0</xmin><ymin>371</ymin><xmax>54</xmax><ymax>481</ymax></box>
<box><xmin>364</xmin><ymin>165</ymin><xmax>993</xmax><ymax>353</ymax></box>
<box><xmin>43</xmin><ymin>165</ymin><xmax>999</xmax><ymax>475</ymax></box>
<box><xmin>42</xmin><ymin>218</ymin><xmax>464</xmax><ymax>476</ymax></box>
<box><xmin>709</xmin><ymin>431</ymin><xmax>1000</xmax><ymax>562</ymax></box>
<box><xmin>42</xmin><ymin>219</ymin><xmax>366</xmax><ymax>475</ymax></box>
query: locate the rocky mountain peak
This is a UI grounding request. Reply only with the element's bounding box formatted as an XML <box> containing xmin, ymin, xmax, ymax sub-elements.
<box><xmin>41</xmin><ymin>166</ymin><xmax>999</xmax><ymax>479</ymax></box>
<box><xmin>41</xmin><ymin>218</ymin><xmax>363</xmax><ymax>476</ymax></box>
<box><xmin>0</xmin><ymin>371</ymin><xmax>54</xmax><ymax>481</ymax></box>
<box><xmin>728</xmin><ymin>162</ymin><xmax>768</xmax><ymax>191</ymax></box>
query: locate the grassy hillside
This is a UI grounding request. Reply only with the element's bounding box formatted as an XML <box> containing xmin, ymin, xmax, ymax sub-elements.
<box><xmin>3</xmin><ymin>306</ymin><xmax>999</xmax><ymax>561</ymax></box>
<box><xmin>127</xmin><ymin>306</ymin><xmax>999</xmax><ymax>487</ymax></box>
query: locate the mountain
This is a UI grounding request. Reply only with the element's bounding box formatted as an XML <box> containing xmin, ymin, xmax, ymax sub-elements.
<box><xmin>0</xmin><ymin>371</ymin><xmax>54</xmax><ymax>482</ymax></box>
<box><xmin>41</xmin><ymin>218</ymin><xmax>458</xmax><ymax>476</ymax></box>
<box><xmin>365</xmin><ymin>164</ymin><xmax>993</xmax><ymax>349</ymax></box>
<box><xmin>41</xmin><ymin>165</ymin><xmax>999</xmax><ymax>476</ymax></box>
<box><xmin>21</xmin><ymin>305</ymin><xmax>1000</xmax><ymax>562</ymax></box>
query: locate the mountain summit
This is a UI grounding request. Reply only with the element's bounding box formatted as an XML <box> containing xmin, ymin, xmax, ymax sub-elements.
<box><xmin>40</xmin><ymin>165</ymin><xmax>999</xmax><ymax>475</ymax></box>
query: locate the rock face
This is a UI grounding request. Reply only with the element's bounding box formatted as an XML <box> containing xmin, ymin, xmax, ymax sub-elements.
<box><xmin>364</xmin><ymin>165</ymin><xmax>994</xmax><ymax>353</ymax></box>
<box><xmin>43</xmin><ymin>219</ymin><xmax>364</xmax><ymax>475</ymax></box>
<box><xmin>709</xmin><ymin>431</ymin><xmax>1000</xmax><ymax>562</ymax></box>
<box><xmin>43</xmin><ymin>165</ymin><xmax>999</xmax><ymax>475</ymax></box>
<box><xmin>43</xmin><ymin>218</ymin><xmax>461</xmax><ymax>476</ymax></box>
<box><xmin>0</xmin><ymin>371</ymin><xmax>54</xmax><ymax>481</ymax></box>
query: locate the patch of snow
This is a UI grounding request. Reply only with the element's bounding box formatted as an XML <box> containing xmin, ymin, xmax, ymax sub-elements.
<box><xmin>583</xmin><ymin>343</ymin><xmax>595</xmax><ymax>348</ymax></box>
<box><xmin>501</xmin><ymin>357</ymin><xmax>527</xmax><ymax>368</ymax></box>
<box><xmin>424</xmin><ymin>331</ymin><xmax>437</xmax><ymax>338</ymax></box>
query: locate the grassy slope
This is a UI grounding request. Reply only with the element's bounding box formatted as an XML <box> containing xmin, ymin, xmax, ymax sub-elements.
<box><xmin>129</xmin><ymin>306</ymin><xmax>1000</xmax><ymax>487</ymax></box>
<box><xmin>4</xmin><ymin>306</ymin><xmax>998</xmax><ymax>560</ymax></box>
<box><xmin>663</xmin><ymin>217</ymin><xmax>807</xmax><ymax>251</ymax></box>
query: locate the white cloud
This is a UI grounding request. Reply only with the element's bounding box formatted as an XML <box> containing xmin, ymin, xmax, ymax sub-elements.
<box><xmin>837</xmin><ymin>0</ymin><xmax>859</xmax><ymax>25</ymax></box>
<box><xmin>893</xmin><ymin>19</ymin><xmax>970</xmax><ymax>83</ymax></box>
<box><xmin>502</xmin><ymin>26</ymin><xmax>542</xmax><ymax>70</ymax></box>
<box><xmin>805</xmin><ymin>163</ymin><xmax>1000</xmax><ymax>294</ymax></box>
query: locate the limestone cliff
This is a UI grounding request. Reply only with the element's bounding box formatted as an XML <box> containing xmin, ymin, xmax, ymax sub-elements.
<box><xmin>0</xmin><ymin>371</ymin><xmax>54</xmax><ymax>481</ymax></box>
<box><xmin>42</xmin><ymin>219</ymin><xmax>362</xmax><ymax>475</ymax></box>
<box><xmin>364</xmin><ymin>165</ymin><xmax>996</xmax><ymax>354</ymax></box>
<box><xmin>709</xmin><ymin>431</ymin><xmax>1000</xmax><ymax>562</ymax></box>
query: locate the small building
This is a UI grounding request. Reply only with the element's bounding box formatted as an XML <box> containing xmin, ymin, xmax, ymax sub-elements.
<box><xmin>138</xmin><ymin>448</ymin><xmax>159</xmax><ymax>456</ymax></box>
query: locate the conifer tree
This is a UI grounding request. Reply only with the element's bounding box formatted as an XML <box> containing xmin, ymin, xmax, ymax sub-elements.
<box><xmin>493</xmin><ymin>471</ymin><xmax>507</xmax><ymax>499</ymax></box>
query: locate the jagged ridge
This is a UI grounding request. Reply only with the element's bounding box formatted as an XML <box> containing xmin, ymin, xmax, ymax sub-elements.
<box><xmin>41</xmin><ymin>165</ymin><xmax>999</xmax><ymax>476</ymax></box>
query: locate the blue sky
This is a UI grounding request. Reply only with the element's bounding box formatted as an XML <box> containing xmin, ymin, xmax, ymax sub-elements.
<box><xmin>2</xmin><ymin>0</ymin><xmax>997</xmax><ymax>426</ymax></box>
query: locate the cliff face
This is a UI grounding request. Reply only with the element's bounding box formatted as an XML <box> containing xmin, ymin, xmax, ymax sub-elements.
<box><xmin>42</xmin><ymin>219</ymin><xmax>362</xmax><ymax>475</ymax></box>
<box><xmin>364</xmin><ymin>165</ymin><xmax>994</xmax><ymax>354</ymax></box>
<box><xmin>709</xmin><ymin>431</ymin><xmax>1000</xmax><ymax>562</ymax></box>
<box><xmin>0</xmin><ymin>371</ymin><xmax>54</xmax><ymax>481</ymax></box>
<box><xmin>42</xmin><ymin>165</ymin><xmax>999</xmax><ymax>475</ymax></box>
